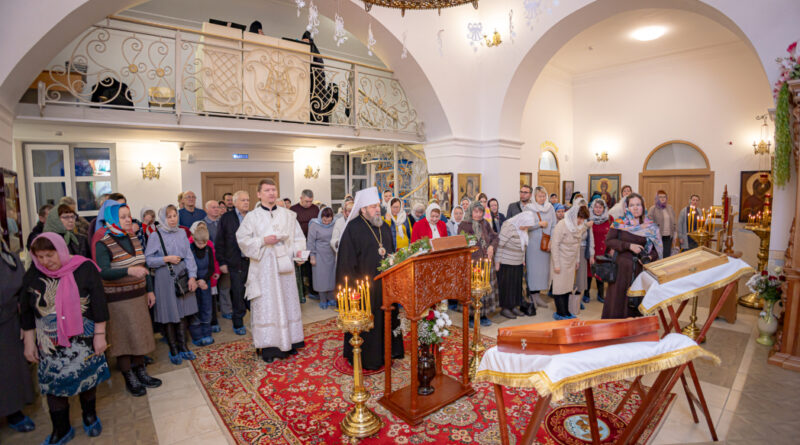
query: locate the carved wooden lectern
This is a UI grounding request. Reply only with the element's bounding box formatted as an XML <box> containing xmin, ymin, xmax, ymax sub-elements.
<box><xmin>375</xmin><ymin>243</ymin><xmax>475</xmax><ymax>425</ymax></box>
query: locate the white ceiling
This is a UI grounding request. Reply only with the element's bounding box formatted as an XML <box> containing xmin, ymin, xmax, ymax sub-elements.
<box><xmin>548</xmin><ymin>9</ymin><xmax>741</xmax><ymax>75</ymax></box>
<box><xmin>123</xmin><ymin>0</ymin><xmax>385</xmax><ymax>67</ymax></box>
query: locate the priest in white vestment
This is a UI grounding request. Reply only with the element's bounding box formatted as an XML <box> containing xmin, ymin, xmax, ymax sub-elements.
<box><xmin>237</xmin><ymin>178</ymin><xmax>307</xmax><ymax>363</ymax></box>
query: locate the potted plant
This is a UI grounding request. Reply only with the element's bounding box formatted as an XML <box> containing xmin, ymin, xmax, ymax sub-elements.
<box><xmin>746</xmin><ymin>267</ymin><xmax>787</xmax><ymax>345</ymax></box>
<box><xmin>416</xmin><ymin>309</ymin><xmax>452</xmax><ymax>395</ymax></box>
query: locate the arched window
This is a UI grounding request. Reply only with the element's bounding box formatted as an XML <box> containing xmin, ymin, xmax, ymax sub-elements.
<box><xmin>644</xmin><ymin>141</ymin><xmax>708</xmax><ymax>171</ymax></box>
<box><xmin>539</xmin><ymin>150</ymin><xmax>559</xmax><ymax>171</ymax></box>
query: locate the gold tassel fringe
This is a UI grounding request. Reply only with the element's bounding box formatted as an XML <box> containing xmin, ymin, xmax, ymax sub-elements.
<box><xmin>474</xmin><ymin>345</ymin><xmax>720</xmax><ymax>402</ymax></box>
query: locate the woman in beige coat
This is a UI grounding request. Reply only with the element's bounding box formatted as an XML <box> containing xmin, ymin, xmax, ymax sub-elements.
<box><xmin>550</xmin><ymin>203</ymin><xmax>590</xmax><ymax>320</ymax></box>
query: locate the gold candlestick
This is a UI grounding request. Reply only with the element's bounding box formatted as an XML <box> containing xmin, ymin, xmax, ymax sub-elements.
<box><xmin>740</xmin><ymin>194</ymin><xmax>772</xmax><ymax>309</ymax></box>
<box><xmin>684</xmin><ymin>228</ymin><xmax>713</xmax><ymax>342</ymax></box>
<box><xmin>336</xmin><ymin>283</ymin><xmax>382</xmax><ymax>439</ymax></box>
<box><xmin>468</xmin><ymin>259</ymin><xmax>492</xmax><ymax>381</ymax></box>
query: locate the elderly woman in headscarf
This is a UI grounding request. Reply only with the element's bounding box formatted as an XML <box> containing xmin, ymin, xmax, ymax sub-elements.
<box><xmin>90</xmin><ymin>199</ymin><xmax>120</xmax><ymax>261</ymax></box>
<box><xmin>588</xmin><ymin>197</ymin><xmax>613</xmax><ymax>303</ymax></box>
<box><xmin>95</xmin><ymin>202</ymin><xmax>160</xmax><ymax>397</ymax></box>
<box><xmin>458</xmin><ymin>201</ymin><xmax>499</xmax><ymax>326</ymax></box>
<box><xmin>44</xmin><ymin>204</ymin><xmax>90</xmax><ymax>257</ymax></box>
<box><xmin>602</xmin><ymin>193</ymin><xmax>662</xmax><ymax>319</ymax></box>
<box><xmin>145</xmin><ymin>205</ymin><xmax>198</xmax><ymax>365</ymax></box>
<box><xmin>308</xmin><ymin>206</ymin><xmax>338</xmax><ymax>309</ymax></box>
<box><xmin>408</xmin><ymin>202</ymin><xmax>426</xmax><ymax>226</ymax></box>
<box><xmin>446</xmin><ymin>204</ymin><xmax>465</xmax><ymax>236</ymax></box>
<box><xmin>384</xmin><ymin>198</ymin><xmax>412</xmax><ymax>251</ymax></box>
<box><xmin>1</xmin><ymin>238</ymin><xmax>35</xmax><ymax>436</ymax></box>
<box><xmin>137</xmin><ymin>206</ymin><xmax>157</xmax><ymax>248</ymax></box>
<box><xmin>550</xmin><ymin>201</ymin><xmax>591</xmax><ymax>320</ymax></box>
<box><xmin>411</xmin><ymin>202</ymin><xmax>448</xmax><ymax>242</ymax></box>
<box><xmin>496</xmin><ymin>211</ymin><xmax>537</xmax><ymax>319</ymax></box>
<box><xmin>21</xmin><ymin>234</ymin><xmax>110</xmax><ymax>443</ymax></box>
<box><xmin>525</xmin><ymin>186</ymin><xmax>557</xmax><ymax>309</ymax></box>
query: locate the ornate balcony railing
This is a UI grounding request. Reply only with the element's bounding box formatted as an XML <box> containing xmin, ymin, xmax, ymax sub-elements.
<box><xmin>35</xmin><ymin>16</ymin><xmax>422</xmax><ymax>137</ymax></box>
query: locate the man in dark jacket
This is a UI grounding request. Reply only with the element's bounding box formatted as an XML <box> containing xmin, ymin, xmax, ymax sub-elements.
<box><xmin>26</xmin><ymin>204</ymin><xmax>52</xmax><ymax>250</ymax></box>
<box><xmin>214</xmin><ymin>190</ymin><xmax>250</xmax><ymax>335</ymax></box>
<box><xmin>506</xmin><ymin>185</ymin><xmax>532</xmax><ymax>218</ymax></box>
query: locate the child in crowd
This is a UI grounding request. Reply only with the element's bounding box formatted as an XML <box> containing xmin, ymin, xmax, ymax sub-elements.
<box><xmin>188</xmin><ymin>222</ymin><xmax>220</xmax><ymax>346</ymax></box>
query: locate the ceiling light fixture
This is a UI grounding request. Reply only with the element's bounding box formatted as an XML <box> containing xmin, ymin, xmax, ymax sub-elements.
<box><xmin>631</xmin><ymin>26</ymin><xmax>666</xmax><ymax>42</ymax></box>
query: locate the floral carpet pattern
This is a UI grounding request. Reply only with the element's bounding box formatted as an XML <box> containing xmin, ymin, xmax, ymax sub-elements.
<box><xmin>190</xmin><ymin>318</ymin><xmax>672</xmax><ymax>444</ymax></box>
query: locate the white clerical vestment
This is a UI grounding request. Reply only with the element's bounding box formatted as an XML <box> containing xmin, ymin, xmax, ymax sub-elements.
<box><xmin>236</xmin><ymin>205</ymin><xmax>306</xmax><ymax>350</ymax></box>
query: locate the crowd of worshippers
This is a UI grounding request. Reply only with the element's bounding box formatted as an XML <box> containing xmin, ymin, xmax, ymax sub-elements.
<box><xmin>1</xmin><ymin>178</ymin><xmax>704</xmax><ymax>444</ymax></box>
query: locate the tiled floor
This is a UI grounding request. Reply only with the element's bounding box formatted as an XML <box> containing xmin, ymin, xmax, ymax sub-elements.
<box><xmin>3</xmin><ymin>292</ymin><xmax>799</xmax><ymax>444</ymax></box>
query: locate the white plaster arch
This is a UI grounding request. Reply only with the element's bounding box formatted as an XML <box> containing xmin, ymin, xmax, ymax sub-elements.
<box><xmin>0</xmin><ymin>0</ymin><xmax>452</xmax><ymax>139</ymax></box>
<box><xmin>498</xmin><ymin>0</ymin><xmax>775</xmax><ymax>141</ymax></box>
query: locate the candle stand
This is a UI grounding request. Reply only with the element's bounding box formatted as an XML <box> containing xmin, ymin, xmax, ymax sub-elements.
<box><xmin>685</xmin><ymin>229</ymin><xmax>713</xmax><ymax>342</ymax></box>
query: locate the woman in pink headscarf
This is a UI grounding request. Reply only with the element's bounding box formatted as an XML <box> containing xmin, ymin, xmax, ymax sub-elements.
<box><xmin>20</xmin><ymin>233</ymin><xmax>110</xmax><ymax>444</ymax></box>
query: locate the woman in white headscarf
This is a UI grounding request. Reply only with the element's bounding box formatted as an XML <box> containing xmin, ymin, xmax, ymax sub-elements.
<box><xmin>550</xmin><ymin>201</ymin><xmax>591</xmax><ymax>320</ymax></box>
<box><xmin>384</xmin><ymin>198</ymin><xmax>413</xmax><ymax>250</ymax></box>
<box><xmin>496</xmin><ymin>211</ymin><xmax>537</xmax><ymax>319</ymax></box>
<box><xmin>525</xmin><ymin>186</ymin><xmax>557</xmax><ymax>309</ymax></box>
<box><xmin>411</xmin><ymin>203</ymin><xmax>448</xmax><ymax>242</ymax></box>
<box><xmin>446</xmin><ymin>204</ymin><xmax>465</xmax><ymax>236</ymax></box>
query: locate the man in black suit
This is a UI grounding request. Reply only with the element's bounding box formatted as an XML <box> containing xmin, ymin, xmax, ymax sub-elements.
<box><xmin>214</xmin><ymin>190</ymin><xmax>251</xmax><ymax>335</ymax></box>
<box><xmin>506</xmin><ymin>185</ymin><xmax>533</xmax><ymax>218</ymax></box>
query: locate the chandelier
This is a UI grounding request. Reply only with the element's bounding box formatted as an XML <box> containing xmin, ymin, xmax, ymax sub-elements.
<box><xmin>362</xmin><ymin>0</ymin><xmax>478</xmax><ymax>15</ymax></box>
<box><xmin>753</xmin><ymin>114</ymin><xmax>771</xmax><ymax>156</ymax></box>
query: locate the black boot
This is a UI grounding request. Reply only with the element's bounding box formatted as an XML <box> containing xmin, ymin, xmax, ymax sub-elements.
<box><xmin>134</xmin><ymin>364</ymin><xmax>163</xmax><ymax>388</ymax></box>
<box><xmin>46</xmin><ymin>408</ymin><xmax>73</xmax><ymax>444</ymax></box>
<box><xmin>596</xmin><ymin>279</ymin><xmax>605</xmax><ymax>303</ymax></box>
<box><xmin>165</xmin><ymin>323</ymin><xmax>182</xmax><ymax>365</ymax></box>
<box><xmin>122</xmin><ymin>369</ymin><xmax>147</xmax><ymax>397</ymax></box>
<box><xmin>177</xmin><ymin>318</ymin><xmax>196</xmax><ymax>360</ymax></box>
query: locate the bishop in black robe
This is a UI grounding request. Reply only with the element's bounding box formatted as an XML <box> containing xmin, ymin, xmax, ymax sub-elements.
<box><xmin>336</xmin><ymin>215</ymin><xmax>404</xmax><ymax>370</ymax></box>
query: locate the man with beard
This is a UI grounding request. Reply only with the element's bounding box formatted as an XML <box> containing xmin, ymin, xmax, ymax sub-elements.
<box><xmin>335</xmin><ymin>187</ymin><xmax>404</xmax><ymax>370</ymax></box>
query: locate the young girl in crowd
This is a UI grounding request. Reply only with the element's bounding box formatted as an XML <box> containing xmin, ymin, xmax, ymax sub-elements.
<box><xmin>188</xmin><ymin>222</ymin><xmax>219</xmax><ymax>346</ymax></box>
<box><xmin>549</xmin><ymin>203</ymin><xmax>590</xmax><ymax>320</ymax></box>
<box><xmin>588</xmin><ymin>198</ymin><xmax>613</xmax><ymax>303</ymax></box>
<box><xmin>146</xmin><ymin>205</ymin><xmax>199</xmax><ymax>365</ymax></box>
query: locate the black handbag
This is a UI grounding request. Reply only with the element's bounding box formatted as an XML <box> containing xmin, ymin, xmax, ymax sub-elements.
<box><xmin>591</xmin><ymin>252</ymin><xmax>618</xmax><ymax>283</ymax></box>
<box><xmin>155</xmin><ymin>230</ymin><xmax>191</xmax><ymax>297</ymax></box>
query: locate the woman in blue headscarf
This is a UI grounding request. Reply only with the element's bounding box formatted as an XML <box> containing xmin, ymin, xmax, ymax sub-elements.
<box><xmin>95</xmin><ymin>202</ymin><xmax>160</xmax><ymax>397</ymax></box>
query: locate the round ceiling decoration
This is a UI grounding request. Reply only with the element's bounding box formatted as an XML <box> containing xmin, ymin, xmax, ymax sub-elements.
<box><xmin>362</xmin><ymin>0</ymin><xmax>479</xmax><ymax>15</ymax></box>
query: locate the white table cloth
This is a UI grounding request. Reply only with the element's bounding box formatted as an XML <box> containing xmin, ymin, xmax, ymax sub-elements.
<box><xmin>474</xmin><ymin>333</ymin><xmax>718</xmax><ymax>401</ymax></box>
<box><xmin>628</xmin><ymin>257</ymin><xmax>753</xmax><ymax>315</ymax></box>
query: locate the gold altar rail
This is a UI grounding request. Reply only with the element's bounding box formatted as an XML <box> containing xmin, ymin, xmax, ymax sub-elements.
<box><xmin>34</xmin><ymin>16</ymin><xmax>422</xmax><ymax>137</ymax></box>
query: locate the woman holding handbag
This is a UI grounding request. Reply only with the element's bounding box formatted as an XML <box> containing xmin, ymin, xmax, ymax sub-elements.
<box><xmin>525</xmin><ymin>186</ymin><xmax>556</xmax><ymax>310</ymax></box>
<box><xmin>145</xmin><ymin>205</ymin><xmax>198</xmax><ymax>365</ymax></box>
<box><xmin>601</xmin><ymin>193</ymin><xmax>662</xmax><ymax>319</ymax></box>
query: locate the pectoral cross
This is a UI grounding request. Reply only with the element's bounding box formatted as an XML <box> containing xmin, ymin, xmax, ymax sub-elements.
<box><xmin>521</xmin><ymin>339</ymin><xmax>527</xmax><ymax>351</ymax></box>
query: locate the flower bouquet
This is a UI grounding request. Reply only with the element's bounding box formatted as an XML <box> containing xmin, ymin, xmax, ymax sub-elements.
<box><xmin>378</xmin><ymin>238</ymin><xmax>431</xmax><ymax>272</ymax></box>
<box><xmin>418</xmin><ymin>309</ymin><xmax>453</xmax><ymax>346</ymax></box>
<box><xmin>746</xmin><ymin>267</ymin><xmax>786</xmax><ymax>304</ymax></box>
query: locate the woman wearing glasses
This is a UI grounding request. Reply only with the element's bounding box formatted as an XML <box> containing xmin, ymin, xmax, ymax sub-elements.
<box><xmin>44</xmin><ymin>204</ymin><xmax>90</xmax><ymax>258</ymax></box>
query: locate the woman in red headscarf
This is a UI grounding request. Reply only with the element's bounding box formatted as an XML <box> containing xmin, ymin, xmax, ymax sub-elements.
<box><xmin>20</xmin><ymin>233</ymin><xmax>110</xmax><ymax>444</ymax></box>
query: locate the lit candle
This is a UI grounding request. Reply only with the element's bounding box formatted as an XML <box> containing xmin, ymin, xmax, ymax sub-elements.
<box><xmin>365</xmin><ymin>278</ymin><xmax>371</xmax><ymax>314</ymax></box>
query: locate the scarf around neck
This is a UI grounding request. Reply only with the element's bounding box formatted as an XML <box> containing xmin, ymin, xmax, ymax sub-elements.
<box><xmin>565</xmin><ymin>198</ymin><xmax>587</xmax><ymax>233</ymax></box>
<box><xmin>158</xmin><ymin>206</ymin><xmax>181</xmax><ymax>233</ymax></box>
<box><xmin>311</xmin><ymin>206</ymin><xmax>336</xmax><ymax>229</ymax></box>
<box><xmin>104</xmin><ymin>202</ymin><xmax>129</xmax><ymax>237</ymax></box>
<box><xmin>589</xmin><ymin>198</ymin><xmax>609</xmax><ymax>224</ymax></box>
<box><xmin>44</xmin><ymin>208</ymin><xmax>78</xmax><ymax>247</ymax></box>
<box><xmin>612</xmin><ymin>209</ymin><xmax>664</xmax><ymax>260</ymax></box>
<box><xmin>31</xmin><ymin>232</ymin><xmax>99</xmax><ymax>347</ymax></box>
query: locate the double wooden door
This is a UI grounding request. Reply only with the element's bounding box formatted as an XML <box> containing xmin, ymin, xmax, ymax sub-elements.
<box><xmin>537</xmin><ymin>171</ymin><xmax>560</xmax><ymax>198</ymax></box>
<box><xmin>201</xmin><ymin>172</ymin><xmax>280</xmax><ymax>209</ymax></box>
<box><xmin>639</xmin><ymin>169</ymin><xmax>714</xmax><ymax>209</ymax></box>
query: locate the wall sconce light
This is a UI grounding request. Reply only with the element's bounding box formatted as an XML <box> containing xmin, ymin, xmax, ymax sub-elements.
<box><xmin>141</xmin><ymin>162</ymin><xmax>161</xmax><ymax>180</ymax></box>
<box><xmin>484</xmin><ymin>30</ymin><xmax>502</xmax><ymax>47</ymax></box>
<box><xmin>304</xmin><ymin>165</ymin><xmax>320</xmax><ymax>179</ymax></box>
<box><xmin>753</xmin><ymin>114</ymin><xmax>771</xmax><ymax>155</ymax></box>
<box><xmin>595</xmin><ymin>152</ymin><xmax>609</xmax><ymax>162</ymax></box>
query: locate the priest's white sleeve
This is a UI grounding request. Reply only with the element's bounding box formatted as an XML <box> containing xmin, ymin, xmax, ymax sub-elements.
<box><xmin>292</xmin><ymin>220</ymin><xmax>306</xmax><ymax>253</ymax></box>
<box><xmin>236</xmin><ymin>213</ymin><xmax>265</xmax><ymax>260</ymax></box>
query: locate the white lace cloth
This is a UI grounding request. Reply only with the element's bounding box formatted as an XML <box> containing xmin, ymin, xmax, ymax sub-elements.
<box><xmin>628</xmin><ymin>257</ymin><xmax>753</xmax><ymax>315</ymax></box>
<box><xmin>475</xmin><ymin>333</ymin><xmax>717</xmax><ymax>401</ymax></box>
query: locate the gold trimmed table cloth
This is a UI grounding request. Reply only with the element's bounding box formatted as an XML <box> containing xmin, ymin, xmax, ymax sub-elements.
<box><xmin>628</xmin><ymin>257</ymin><xmax>753</xmax><ymax>315</ymax></box>
<box><xmin>474</xmin><ymin>333</ymin><xmax>718</xmax><ymax>401</ymax></box>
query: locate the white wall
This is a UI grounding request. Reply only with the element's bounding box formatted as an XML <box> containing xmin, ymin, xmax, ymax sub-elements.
<box><xmin>180</xmin><ymin>145</ymin><xmax>295</xmax><ymax>203</ymax></box>
<box><xmin>567</xmin><ymin>41</ymin><xmax>772</xmax><ymax>205</ymax></box>
<box><xmin>292</xmin><ymin>147</ymin><xmax>333</xmax><ymax>205</ymax></box>
<box><xmin>116</xmin><ymin>141</ymin><xmax>182</xmax><ymax>217</ymax></box>
<box><xmin>519</xmin><ymin>64</ymin><xmax>574</xmax><ymax>198</ymax></box>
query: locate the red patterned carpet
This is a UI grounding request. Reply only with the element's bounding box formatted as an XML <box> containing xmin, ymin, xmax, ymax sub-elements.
<box><xmin>190</xmin><ymin>317</ymin><xmax>673</xmax><ymax>444</ymax></box>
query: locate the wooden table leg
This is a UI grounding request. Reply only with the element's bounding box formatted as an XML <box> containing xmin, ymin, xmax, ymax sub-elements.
<box><xmin>521</xmin><ymin>394</ymin><xmax>552</xmax><ymax>445</ymax></box>
<box><xmin>617</xmin><ymin>367</ymin><xmax>680</xmax><ymax>444</ymax></box>
<box><xmin>687</xmin><ymin>361</ymin><xmax>719</xmax><ymax>441</ymax></box>
<box><xmin>584</xmin><ymin>387</ymin><xmax>601</xmax><ymax>445</ymax></box>
<box><xmin>679</xmin><ymin>372</ymin><xmax>700</xmax><ymax>423</ymax></box>
<box><xmin>614</xmin><ymin>377</ymin><xmax>643</xmax><ymax>415</ymax></box>
<box><xmin>494</xmin><ymin>384</ymin><xmax>510</xmax><ymax>445</ymax></box>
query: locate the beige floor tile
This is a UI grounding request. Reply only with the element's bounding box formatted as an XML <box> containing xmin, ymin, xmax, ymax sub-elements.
<box><xmin>148</xmin><ymin>384</ymin><xmax>209</xmax><ymax>418</ymax></box>
<box><xmin>151</xmin><ymin>368</ymin><xmax>197</xmax><ymax>391</ymax></box>
<box><xmin>172</xmin><ymin>428</ymin><xmax>231</xmax><ymax>445</ymax></box>
<box><xmin>153</xmin><ymin>404</ymin><xmax>219</xmax><ymax>445</ymax></box>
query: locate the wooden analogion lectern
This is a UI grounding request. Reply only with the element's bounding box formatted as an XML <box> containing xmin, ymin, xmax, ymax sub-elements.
<box><xmin>375</xmin><ymin>239</ymin><xmax>475</xmax><ymax>424</ymax></box>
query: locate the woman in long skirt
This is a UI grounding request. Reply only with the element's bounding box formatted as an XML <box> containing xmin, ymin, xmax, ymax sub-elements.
<box><xmin>458</xmin><ymin>202</ymin><xmax>499</xmax><ymax>326</ymax></box>
<box><xmin>21</xmin><ymin>234</ymin><xmax>110</xmax><ymax>444</ymax></box>
<box><xmin>146</xmin><ymin>205</ymin><xmax>198</xmax><ymax>365</ymax></box>
<box><xmin>525</xmin><ymin>186</ymin><xmax>557</xmax><ymax>309</ymax></box>
<box><xmin>308</xmin><ymin>206</ymin><xmax>337</xmax><ymax>309</ymax></box>
<box><xmin>496</xmin><ymin>211</ymin><xmax>536</xmax><ymax>319</ymax></box>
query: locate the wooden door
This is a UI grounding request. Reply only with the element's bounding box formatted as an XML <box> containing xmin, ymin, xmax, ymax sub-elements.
<box><xmin>201</xmin><ymin>172</ymin><xmax>280</xmax><ymax>210</ymax></box>
<box><xmin>639</xmin><ymin>170</ymin><xmax>714</xmax><ymax>209</ymax></box>
<box><xmin>537</xmin><ymin>171</ymin><xmax>560</xmax><ymax>198</ymax></box>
